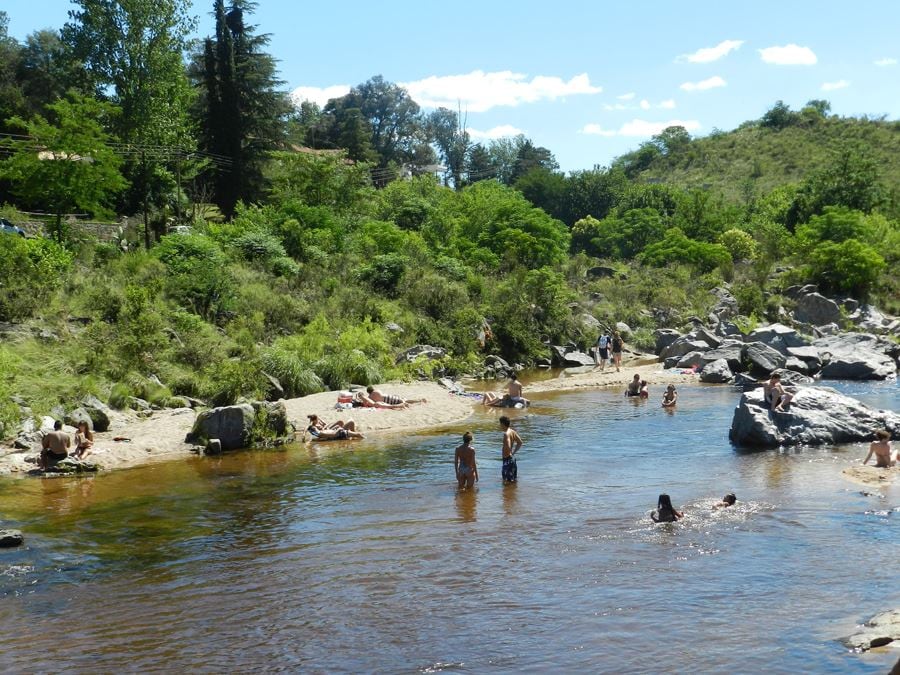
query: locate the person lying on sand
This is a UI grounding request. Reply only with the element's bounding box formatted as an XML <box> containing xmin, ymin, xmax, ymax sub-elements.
<box><xmin>482</xmin><ymin>374</ymin><xmax>530</xmax><ymax>408</ymax></box>
<box><xmin>713</xmin><ymin>493</ymin><xmax>737</xmax><ymax>509</ymax></box>
<box><xmin>305</xmin><ymin>414</ymin><xmax>364</xmax><ymax>441</ymax></box>
<box><xmin>357</xmin><ymin>386</ymin><xmax>427</xmax><ymax>409</ymax></box>
<box><xmin>651</xmin><ymin>493</ymin><xmax>684</xmax><ymax>523</ymax></box>
<box><xmin>661</xmin><ymin>384</ymin><xmax>678</xmax><ymax>408</ymax></box>
<box><xmin>863</xmin><ymin>429</ymin><xmax>893</xmax><ymax>468</ymax></box>
<box><xmin>454</xmin><ymin>431</ymin><xmax>478</xmax><ymax>490</ymax></box>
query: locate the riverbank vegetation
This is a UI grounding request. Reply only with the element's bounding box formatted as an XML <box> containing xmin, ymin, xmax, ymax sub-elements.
<box><xmin>1</xmin><ymin>3</ymin><xmax>899</xmax><ymax>437</ymax></box>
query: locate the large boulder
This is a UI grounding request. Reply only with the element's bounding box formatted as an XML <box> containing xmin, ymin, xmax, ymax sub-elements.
<box><xmin>660</xmin><ymin>337</ymin><xmax>710</xmax><ymax>361</ymax></box>
<box><xmin>814</xmin><ymin>333</ymin><xmax>898</xmax><ymax>380</ymax></box>
<box><xmin>743</xmin><ymin>342</ymin><xmax>787</xmax><ymax>377</ymax></box>
<box><xmin>795</xmin><ymin>292</ymin><xmax>842</xmax><ymax>326</ymax></box>
<box><xmin>64</xmin><ymin>408</ymin><xmax>93</xmax><ymax>431</ymax></box>
<box><xmin>580</xmin><ymin>313</ymin><xmax>602</xmax><ymax>331</ymax></box>
<box><xmin>692</xmin><ymin>327</ymin><xmax>722</xmax><ymax>349</ymax></box>
<box><xmin>841</xmin><ymin>609</ymin><xmax>900</xmax><ymax>652</ymax></box>
<box><xmin>654</xmin><ymin>329</ymin><xmax>681</xmax><ymax>356</ymax></box>
<box><xmin>0</xmin><ymin>529</ymin><xmax>24</xmax><ymax>548</ymax></box>
<box><xmin>395</xmin><ymin>344</ymin><xmax>447</xmax><ymax>365</ymax></box>
<box><xmin>676</xmin><ymin>351</ymin><xmax>706</xmax><ymax>369</ymax></box>
<box><xmin>549</xmin><ymin>345</ymin><xmax>595</xmax><ymax>368</ymax></box>
<box><xmin>189</xmin><ymin>404</ymin><xmax>255</xmax><ymax>451</ymax></box>
<box><xmin>729</xmin><ymin>386</ymin><xmax>900</xmax><ymax>448</ymax></box>
<box><xmin>700</xmin><ymin>359</ymin><xmax>733</xmax><ymax>383</ymax></box>
<box><xmin>700</xmin><ymin>341</ymin><xmax>745</xmax><ymax>372</ymax></box>
<box><xmin>80</xmin><ymin>395</ymin><xmax>111</xmax><ymax>432</ymax></box>
<box><xmin>785</xmin><ymin>346</ymin><xmax>823</xmax><ymax>374</ymax></box>
<box><xmin>747</xmin><ymin>323</ymin><xmax>809</xmax><ymax>354</ymax></box>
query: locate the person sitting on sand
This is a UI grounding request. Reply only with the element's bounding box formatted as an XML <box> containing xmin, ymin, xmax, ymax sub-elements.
<box><xmin>305</xmin><ymin>414</ymin><xmax>365</xmax><ymax>441</ymax></box>
<box><xmin>651</xmin><ymin>494</ymin><xmax>684</xmax><ymax>523</ymax></box>
<box><xmin>73</xmin><ymin>420</ymin><xmax>94</xmax><ymax>460</ymax></box>
<box><xmin>39</xmin><ymin>420</ymin><xmax>71</xmax><ymax>470</ymax></box>
<box><xmin>863</xmin><ymin>429</ymin><xmax>893</xmax><ymax>468</ymax></box>
<box><xmin>763</xmin><ymin>373</ymin><xmax>793</xmax><ymax>412</ymax></box>
<box><xmin>625</xmin><ymin>374</ymin><xmax>641</xmax><ymax>397</ymax></box>
<box><xmin>454</xmin><ymin>431</ymin><xmax>479</xmax><ymax>490</ymax></box>
<box><xmin>713</xmin><ymin>493</ymin><xmax>737</xmax><ymax>509</ymax></box>
<box><xmin>662</xmin><ymin>384</ymin><xmax>678</xmax><ymax>408</ymax></box>
<box><xmin>482</xmin><ymin>373</ymin><xmax>530</xmax><ymax>408</ymax></box>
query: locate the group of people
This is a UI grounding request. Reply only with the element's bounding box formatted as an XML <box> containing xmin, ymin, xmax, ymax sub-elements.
<box><xmin>650</xmin><ymin>492</ymin><xmax>737</xmax><ymax>522</ymax></box>
<box><xmin>454</xmin><ymin>415</ymin><xmax>523</xmax><ymax>489</ymax></box>
<box><xmin>38</xmin><ymin>420</ymin><xmax>94</xmax><ymax>471</ymax></box>
<box><xmin>593</xmin><ymin>330</ymin><xmax>625</xmax><ymax>372</ymax></box>
<box><xmin>481</xmin><ymin>373</ymin><xmax>530</xmax><ymax>408</ymax></box>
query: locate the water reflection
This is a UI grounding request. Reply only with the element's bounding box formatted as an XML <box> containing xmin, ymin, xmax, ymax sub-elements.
<box><xmin>454</xmin><ymin>489</ymin><xmax>477</xmax><ymax>522</ymax></box>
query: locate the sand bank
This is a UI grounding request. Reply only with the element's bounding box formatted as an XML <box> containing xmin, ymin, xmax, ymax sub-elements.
<box><xmin>841</xmin><ymin>464</ymin><xmax>900</xmax><ymax>488</ymax></box>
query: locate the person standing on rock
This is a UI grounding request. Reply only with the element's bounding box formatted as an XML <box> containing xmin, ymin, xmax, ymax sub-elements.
<box><xmin>499</xmin><ymin>416</ymin><xmax>522</xmax><ymax>483</ymax></box>
<box><xmin>39</xmin><ymin>420</ymin><xmax>71</xmax><ymax>470</ymax></box>
<box><xmin>863</xmin><ymin>429</ymin><xmax>893</xmax><ymax>468</ymax></box>
<box><xmin>611</xmin><ymin>331</ymin><xmax>624</xmax><ymax>372</ymax></box>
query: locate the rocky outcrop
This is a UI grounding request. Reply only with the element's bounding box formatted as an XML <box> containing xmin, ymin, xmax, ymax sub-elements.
<box><xmin>700</xmin><ymin>341</ymin><xmax>744</xmax><ymax>372</ymax></box>
<box><xmin>660</xmin><ymin>337</ymin><xmax>710</xmax><ymax>361</ymax></box>
<box><xmin>743</xmin><ymin>342</ymin><xmax>787</xmax><ymax>377</ymax></box>
<box><xmin>841</xmin><ymin>609</ymin><xmax>900</xmax><ymax>652</ymax></box>
<box><xmin>710</xmin><ymin>286</ymin><xmax>738</xmax><ymax>319</ymax></box>
<box><xmin>747</xmin><ymin>323</ymin><xmax>809</xmax><ymax>354</ymax></box>
<box><xmin>795</xmin><ymin>292</ymin><xmax>842</xmax><ymax>326</ymax></box>
<box><xmin>654</xmin><ymin>329</ymin><xmax>681</xmax><ymax>355</ymax></box>
<box><xmin>676</xmin><ymin>351</ymin><xmax>705</xmax><ymax>369</ymax></box>
<box><xmin>700</xmin><ymin>359</ymin><xmax>733</xmax><ymax>383</ymax></box>
<box><xmin>0</xmin><ymin>529</ymin><xmax>24</xmax><ymax>548</ymax></box>
<box><xmin>550</xmin><ymin>345</ymin><xmax>595</xmax><ymax>367</ymax></box>
<box><xmin>814</xmin><ymin>333</ymin><xmax>898</xmax><ymax>380</ymax></box>
<box><xmin>729</xmin><ymin>386</ymin><xmax>900</xmax><ymax>448</ymax></box>
<box><xmin>79</xmin><ymin>395</ymin><xmax>111</xmax><ymax>432</ymax></box>
<box><xmin>395</xmin><ymin>344</ymin><xmax>447</xmax><ymax>364</ymax></box>
<box><xmin>187</xmin><ymin>401</ymin><xmax>290</xmax><ymax>451</ymax></box>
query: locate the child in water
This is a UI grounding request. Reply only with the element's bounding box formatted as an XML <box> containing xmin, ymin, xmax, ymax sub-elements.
<box><xmin>714</xmin><ymin>493</ymin><xmax>737</xmax><ymax>509</ymax></box>
<box><xmin>662</xmin><ymin>384</ymin><xmax>678</xmax><ymax>407</ymax></box>
<box><xmin>454</xmin><ymin>431</ymin><xmax>478</xmax><ymax>490</ymax></box>
<box><xmin>651</xmin><ymin>494</ymin><xmax>684</xmax><ymax>523</ymax></box>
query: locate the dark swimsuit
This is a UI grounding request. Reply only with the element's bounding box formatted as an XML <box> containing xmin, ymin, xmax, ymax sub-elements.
<box><xmin>502</xmin><ymin>456</ymin><xmax>517</xmax><ymax>482</ymax></box>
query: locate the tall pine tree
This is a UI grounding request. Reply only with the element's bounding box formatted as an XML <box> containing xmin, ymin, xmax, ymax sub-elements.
<box><xmin>198</xmin><ymin>0</ymin><xmax>289</xmax><ymax>218</ymax></box>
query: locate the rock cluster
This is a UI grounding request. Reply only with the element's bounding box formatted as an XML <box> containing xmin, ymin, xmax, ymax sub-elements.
<box><xmin>841</xmin><ymin>609</ymin><xmax>900</xmax><ymax>652</ymax></box>
<box><xmin>187</xmin><ymin>400</ymin><xmax>291</xmax><ymax>451</ymax></box>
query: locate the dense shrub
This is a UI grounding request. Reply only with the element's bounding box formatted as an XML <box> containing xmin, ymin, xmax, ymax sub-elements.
<box><xmin>0</xmin><ymin>235</ymin><xmax>73</xmax><ymax>320</ymax></box>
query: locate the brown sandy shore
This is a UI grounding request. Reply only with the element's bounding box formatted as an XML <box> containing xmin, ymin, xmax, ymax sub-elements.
<box><xmin>841</xmin><ymin>465</ymin><xmax>900</xmax><ymax>488</ymax></box>
<box><xmin>0</xmin><ymin>354</ymin><xmax>712</xmax><ymax>478</ymax></box>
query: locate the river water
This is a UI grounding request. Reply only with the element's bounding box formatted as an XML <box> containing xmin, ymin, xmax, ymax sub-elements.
<box><xmin>1</xmin><ymin>380</ymin><xmax>898</xmax><ymax>673</ymax></box>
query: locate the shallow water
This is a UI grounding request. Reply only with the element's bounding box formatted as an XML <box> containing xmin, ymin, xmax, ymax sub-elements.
<box><xmin>1</xmin><ymin>380</ymin><xmax>898</xmax><ymax>673</ymax></box>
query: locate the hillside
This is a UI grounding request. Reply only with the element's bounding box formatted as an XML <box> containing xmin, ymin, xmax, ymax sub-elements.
<box><xmin>627</xmin><ymin>115</ymin><xmax>900</xmax><ymax>204</ymax></box>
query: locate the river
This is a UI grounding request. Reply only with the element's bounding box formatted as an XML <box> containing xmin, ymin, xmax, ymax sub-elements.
<box><xmin>1</xmin><ymin>380</ymin><xmax>898</xmax><ymax>673</ymax></box>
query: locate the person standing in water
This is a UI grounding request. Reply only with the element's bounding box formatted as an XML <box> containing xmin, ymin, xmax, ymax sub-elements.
<box><xmin>454</xmin><ymin>431</ymin><xmax>478</xmax><ymax>490</ymax></box>
<box><xmin>499</xmin><ymin>415</ymin><xmax>523</xmax><ymax>483</ymax></box>
<box><xmin>863</xmin><ymin>429</ymin><xmax>893</xmax><ymax>468</ymax></box>
<box><xmin>662</xmin><ymin>384</ymin><xmax>678</xmax><ymax>407</ymax></box>
<box><xmin>651</xmin><ymin>494</ymin><xmax>684</xmax><ymax>522</ymax></box>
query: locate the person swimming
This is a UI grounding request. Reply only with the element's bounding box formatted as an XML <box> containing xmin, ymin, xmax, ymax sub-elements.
<box><xmin>454</xmin><ymin>431</ymin><xmax>478</xmax><ymax>490</ymax></box>
<box><xmin>651</xmin><ymin>493</ymin><xmax>684</xmax><ymax>523</ymax></box>
<box><xmin>714</xmin><ymin>493</ymin><xmax>737</xmax><ymax>509</ymax></box>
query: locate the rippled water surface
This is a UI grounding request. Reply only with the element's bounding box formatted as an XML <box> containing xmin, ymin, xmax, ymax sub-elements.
<box><xmin>1</xmin><ymin>380</ymin><xmax>899</xmax><ymax>673</ymax></box>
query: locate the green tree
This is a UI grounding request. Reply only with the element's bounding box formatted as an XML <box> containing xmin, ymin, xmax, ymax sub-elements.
<box><xmin>1</xmin><ymin>93</ymin><xmax>127</xmax><ymax>240</ymax></box>
<box><xmin>808</xmin><ymin>238</ymin><xmax>885</xmax><ymax>296</ymax></box>
<box><xmin>639</xmin><ymin>227</ymin><xmax>730</xmax><ymax>272</ymax></box>
<box><xmin>719</xmin><ymin>228</ymin><xmax>758</xmax><ymax>261</ymax></box>
<box><xmin>266</xmin><ymin>149</ymin><xmax>374</xmax><ymax>211</ymax></box>
<box><xmin>760</xmin><ymin>100</ymin><xmax>799</xmax><ymax>130</ymax></box>
<box><xmin>426</xmin><ymin>107</ymin><xmax>471</xmax><ymax>190</ymax></box>
<box><xmin>509</xmin><ymin>138</ymin><xmax>558</xmax><ymax>184</ymax></box>
<box><xmin>0</xmin><ymin>11</ymin><xmax>26</xmax><ymax>138</ymax></box>
<box><xmin>514</xmin><ymin>167</ymin><xmax>567</xmax><ymax>221</ymax></box>
<box><xmin>64</xmin><ymin>0</ymin><xmax>196</xmax><ymax>245</ymax></box>
<box><xmin>571</xmin><ymin>208</ymin><xmax>666</xmax><ymax>259</ymax></box>
<box><xmin>197</xmin><ymin>0</ymin><xmax>291</xmax><ymax>218</ymax></box>
<box><xmin>16</xmin><ymin>30</ymin><xmax>89</xmax><ymax>116</ymax></box>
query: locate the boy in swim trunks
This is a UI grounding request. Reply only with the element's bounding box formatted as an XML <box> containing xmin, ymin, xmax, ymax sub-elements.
<box><xmin>499</xmin><ymin>415</ymin><xmax>522</xmax><ymax>483</ymax></box>
<box><xmin>863</xmin><ymin>429</ymin><xmax>893</xmax><ymax>468</ymax></box>
<box><xmin>454</xmin><ymin>431</ymin><xmax>478</xmax><ymax>490</ymax></box>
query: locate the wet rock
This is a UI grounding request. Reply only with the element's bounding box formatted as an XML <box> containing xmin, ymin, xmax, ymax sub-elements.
<box><xmin>205</xmin><ymin>439</ymin><xmax>223</xmax><ymax>455</ymax></box>
<box><xmin>43</xmin><ymin>458</ymin><xmax>99</xmax><ymax>474</ymax></box>
<box><xmin>80</xmin><ymin>395</ymin><xmax>111</xmax><ymax>432</ymax></box>
<box><xmin>747</xmin><ymin>323</ymin><xmax>810</xmax><ymax>354</ymax></box>
<box><xmin>675</xmin><ymin>351</ymin><xmax>705</xmax><ymax>369</ymax></box>
<box><xmin>0</xmin><ymin>529</ymin><xmax>24</xmax><ymax>548</ymax></box>
<box><xmin>795</xmin><ymin>292</ymin><xmax>842</xmax><ymax>326</ymax></box>
<box><xmin>729</xmin><ymin>386</ymin><xmax>900</xmax><ymax>448</ymax></box>
<box><xmin>700</xmin><ymin>359</ymin><xmax>733</xmax><ymax>383</ymax></box>
<box><xmin>395</xmin><ymin>344</ymin><xmax>447</xmax><ymax>365</ymax></box>
<box><xmin>743</xmin><ymin>342</ymin><xmax>787</xmax><ymax>377</ymax></box>
<box><xmin>654</xmin><ymin>329</ymin><xmax>681</xmax><ymax>356</ymax></box>
<box><xmin>841</xmin><ymin>609</ymin><xmax>900</xmax><ymax>652</ymax></box>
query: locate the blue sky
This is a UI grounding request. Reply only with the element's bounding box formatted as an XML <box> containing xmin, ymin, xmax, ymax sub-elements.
<box><xmin>7</xmin><ymin>1</ymin><xmax>900</xmax><ymax>171</ymax></box>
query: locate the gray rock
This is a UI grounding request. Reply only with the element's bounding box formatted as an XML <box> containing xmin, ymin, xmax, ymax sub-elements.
<box><xmin>550</xmin><ymin>345</ymin><xmax>595</xmax><ymax>367</ymax></box>
<box><xmin>262</xmin><ymin>372</ymin><xmax>285</xmax><ymax>401</ymax></box>
<box><xmin>384</xmin><ymin>322</ymin><xmax>404</xmax><ymax>333</ymax></box>
<box><xmin>615</xmin><ymin>321</ymin><xmax>632</xmax><ymax>337</ymax></box>
<box><xmin>663</xmin><ymin>356</ymin><xmax>679</xmax><ymax>369</ymax></box>
<box><xmin>676</xmin><ymin>351</ymin><xmax>706</xmax><ymax>369</ymax></box>
<box><xmin>786</xmin><ymin>345</ymin><xmax>823</xmax><ymax>368</ymax></box>
<box><xmin>395</xmin><ymin>344</ymin><xmax>447</xmax><ymax>365</ymax></box>
<box><xmin>189</xmin><ymin>404</ymin><xmax>255</xmax><ymax>451</ymax></box>
<box><xmin>729</xmin><ymin>386</ymin><xmax>900</xmax><ymax>448</ymax></box>
<box><xmin>485</xmin><ymin>355</ymin><xmax>510</xmax><ymax>370</ymax></box>
<box><xmin>80</xmin><ymin>395</ymin><xmax>111</xmax><ymax>432</ymax></box>
<box><xmin>64</xmin><ymin>408</ymin><xmax>93</xmax><ymax>431</ymax></box>
<box><xmin>771</xmin><ymin>368</ymin><xmax>814</xmax><ymax>387</ymax></box>
<box><xmin>838</xmin><ymin>296</ymin><xmax>860</xmax><ymax>313</ymax></box>
<box><xmin>747</xmin><ymin>323</ymin><xmax>809</xmax><ymax>354</ymax></box>
<box><xmin>784</xmin><ymin>356</ymin><xmax>811</xmax><ymax>375</ymax></box>
<box><xmin>841</xmin><ymin>609</ymin><xmax>900</xmax><ymax>652</ymax></box>
<box><xmin>700</xmin><ymin>342</ymin><xmax>745</xmax><ymax>372</ymax></box>
<box><xmin>700</xmin><ymin>359</ymin><xmax>733</xmax><ymax>383</ymax></box>
<box><xmin>715</xmin><ymin>320</ymin><xmax>743</xmax><ymax>338</ymax></box>
<box><xmin>43</xmin><ymin>458</ymin><xmax>99</xmax><ymax>474</ymax></box>
<box><xmin>654</xmin><ymin>329</ymin><xmax>681</xmax><ymax>356</ymax></box>
<box><xmin>743</xmin><ymin>342</ymin><xmax>787</xmax><ymax>377</ymax></box>
<box><xmin>710</xmin><ymin>287</ymin><xmax>738</xmax><ymax>319</ymax></box>
<box><xmin>795</xmin><ymin>292</ymin><xmax>842</xmax><ymax>326</ymax></box>
<box><xmin>0</xmin><ymin>529</ymin><xmax>24</xmax><ymax>548</ymax></box>
<box><xmin>580</xmin><ymin>313</ymin><xmax>602</xmax><ymax>331</ymax></box>
<box><xmin>693</xmin><ymin>327</ymin><xmax>722</xmax><ymax>349</ymax></box>
<box><xmin>166</xmin><ymin>396</ymin><xmax>191</xmax><ymax>409</ymax></box>
<box><xmin>127</xmin><ymin>397</ymin><xmax>150</xmax><ymax>411</ymax></box>
<box><xmin>732</xmin><ymin>373</ymin><xmax>760</xmax><ymax>390</ymax></box>
<box><xmin>814</xmin><ymin>333</ymin><xmax>898</xmax><ymax>380</ymax></box>
<box><xmin>205</xmin><ymin>439</ymin><xmax>223</xmax><ymax>455</ymax></box>
<box><xmin>852</xmin><ymin>304</ymin><xmax>891</xmax><ymax>333</ymax></box>
<box><xmin>660</xmin><ymin>338</ymin><xmax>710</xmax><ymax>361</ymax></box>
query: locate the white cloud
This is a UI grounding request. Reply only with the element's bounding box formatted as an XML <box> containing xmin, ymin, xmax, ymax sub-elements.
<box><xmin>582</xmin><ymin>118</ymin><xmax>701</xmax><ymax>137</ymax></box>
<box><xmin>821</xmin><ymin>79</ymin><xmax>850</xmax><ymax>91</ymax></box>
<box><xmin>639</xmin><ymin>99</ymin><xmax>651</xmax><ymax>110</ymax></box>
<box><xmin>679</xmin><ymin>39</ymin><xmax>744</xmax><ymax>64</ymax></box>
<box><xmin>758</xmin><ymin>44</ymin><xmax>817</xmax><ymax>65</ymax></box>
<box><xmin>617</xmin><ymin>92</ymin><xmax>636</xmax><ymax>100</ymax></box>
<box><xmin>659</xmin><ymin>99</ymin><xmax>676</xmax><ymax>109</ymax></box>
<box><xmin>680</xmin><ymin>75</ymin><xmax>727</xmax><ymax>92</ymax></box>
<box><xmin>290</xmin><ymin>84</ymin><xmax>351</xmax><ymax>107</ymax></box>
<box><xmin>604</xmin><ymin>99</ymin><xmax>676</xmax><ymax>111</ymax></box>
<box><xmin>467</xmin><ymin>124</ymin><xmax>525</xmax><ymax>140</ymax></box>
<box><xmin>874</xmin><ymin>57</ymin><xmax>897</xmax><ymax>67</ymax></box>
<box><xmin>400</xmin><ymin>70</ymin><xmax>601</xmax><ymax>113</ymax></box>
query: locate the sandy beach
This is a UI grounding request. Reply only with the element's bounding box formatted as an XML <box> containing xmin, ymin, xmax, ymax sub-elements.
<box><xmin>841</xmin><ymin>464</ymin><xmax>900</xmax><ymax>488</ymax></box>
